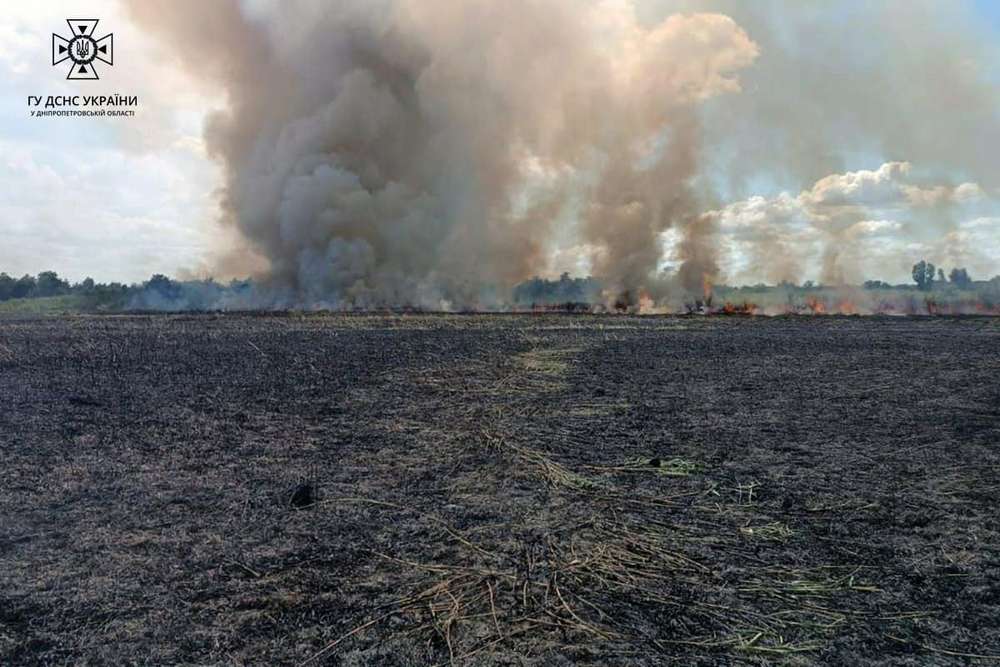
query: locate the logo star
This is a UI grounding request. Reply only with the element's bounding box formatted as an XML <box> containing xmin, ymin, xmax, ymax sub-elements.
<box><xmin>52</xmin><ymin>19</ymin><xmax>113</xmax><ymax>80</ymax></box>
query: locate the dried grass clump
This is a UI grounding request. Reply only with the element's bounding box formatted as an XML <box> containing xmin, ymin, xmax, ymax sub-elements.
<box><xmin>304</xmin><ymin>485</ymin><xmax>888</xmax><ymax>665</ymax></box>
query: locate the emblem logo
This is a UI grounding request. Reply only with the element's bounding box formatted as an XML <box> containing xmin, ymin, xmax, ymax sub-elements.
<box><xmin>52</xmin><ymin>19</ymin><xmax>113</xmax><ymax>80</ymax></box>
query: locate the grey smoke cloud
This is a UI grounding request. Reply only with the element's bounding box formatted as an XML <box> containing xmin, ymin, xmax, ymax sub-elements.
<box><xmin>124</xmin><ymin>0</ymin><xmax>999</xmax><ymax>305</ymax></box>
<box><xmin>124</xmin><ymin>0</ymin><xmax>756</xmax><ymax>307</ymax></box>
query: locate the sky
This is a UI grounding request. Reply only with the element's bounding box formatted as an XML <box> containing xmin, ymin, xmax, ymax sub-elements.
<box><xmin>974</xmin><ymin>0</ymin><xmax>1000</xmax><ymax>31</ymax></box>
<box><xmin>0</xmin><ymin>1</ymin><xmax>224</xmax><ymax>283</ymax></box>
<box><xmin>0</xmin><ymin>1</ymin><xmax>998</xmax><ymax>286</ymax></box>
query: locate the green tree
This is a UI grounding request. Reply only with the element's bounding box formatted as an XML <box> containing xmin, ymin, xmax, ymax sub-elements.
<box><xmin>35</xmin><ymin>271</ymin><xmax>69</xmax><ymax>297</ymax></box>
<box><xmin>912</xmin><ymin>260</ymin><xmax>927</xmax><ymax>289</ymax></box>
<box><xmin>0</xmin><ymin>273</ymin><xmax>14</xmax><ymax>301</ymax></box>
<box><xmin>912</xmin><ymin>260</ymin><xmax>936</xmax><ymax>290</ymax></box>
<box><xmin>12</xmin><ymin>275</ymin><xmax>36</xmax><ymax>299</ymax></box>
<box><xmin>949</xmin><ymin>267</ymin><xmax>971</xmax><ymax>288</ymax></box>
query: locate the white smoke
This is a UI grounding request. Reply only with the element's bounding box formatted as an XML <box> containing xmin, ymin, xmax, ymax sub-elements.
<box><xmin>709</xmin><ymin>162</ymin><xmax>995</xmax><ymax>285</ymax></box>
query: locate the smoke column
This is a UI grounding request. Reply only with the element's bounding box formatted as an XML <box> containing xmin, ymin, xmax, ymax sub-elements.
<box><xmin>125</xmin><ymin>0</ymin><xmax>757</xmax><ymax>307</ymax></box>
<box><xmin>126</xmin><ymin>1</ymin><xmax>999</xmax><ymax>305</ymax></box>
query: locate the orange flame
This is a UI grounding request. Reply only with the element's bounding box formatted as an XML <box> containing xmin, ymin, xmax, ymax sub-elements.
<box><xmin>721</xmin><ymin>301</ymin><xmax>758</xmax><ymax>315</ymax></box>
<box><xmin>637</xmin><ymin>289</ymin><xmax>656</xmax><ymax>314</ymax></box>
<box><xmin>805</xmin><ymin>297</ymin><xmax>826</xmax><ymax>314</ymax></box>
<box><xmin>835</xmin><ymin>300</ymin><xmax>857</xmax><ymax>315</ymax></box>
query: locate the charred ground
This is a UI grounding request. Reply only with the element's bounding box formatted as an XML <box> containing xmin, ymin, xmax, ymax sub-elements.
<box><xmin>1</xmin><ymin>314</ymin><xmax>998</xmax><ymax>665</ymax></box>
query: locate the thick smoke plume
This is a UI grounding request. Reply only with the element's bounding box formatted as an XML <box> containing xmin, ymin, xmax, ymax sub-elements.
<box><xmin>126</xmin><ymin>0</ymin><xmax>999</xmax><ymax>308</ymax></box>
<box><xmin>125</xmin><ymin>0</ymin><xmax>757</xmax><ymax>308</ymax></box>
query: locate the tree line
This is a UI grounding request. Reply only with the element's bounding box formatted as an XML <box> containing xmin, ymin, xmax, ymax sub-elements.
<box><xmin>0</xmin><ymin>271</ymin><xmax>128</xmax><ymax>302</ymax></box>
<box><xmin>0</xmin><ymin>271</ymin><xmax>252</xmax><ymax>310</ymax></box>
<box><xmin>909</xmin><ymin>260</ymin><xmax>973</xmax><ymax>291</ymax></box>
<box><xmin>1</xmin><ymin>265</ymin><xmax>995</xmax><ymax>309</ymax></box>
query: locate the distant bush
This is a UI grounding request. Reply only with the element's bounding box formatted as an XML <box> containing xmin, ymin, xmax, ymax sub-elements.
<box><xmin>513</xmin><ymin>273</ymin><xmax>602</xmax><ymax>306</ymax></box>
<box><xmin>948</xmin><ymin>268</ymin><xmax>972</xmax><ymax>288</ymax></box>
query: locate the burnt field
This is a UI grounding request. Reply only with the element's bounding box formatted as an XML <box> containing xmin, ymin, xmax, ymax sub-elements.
<box><xmin>1</xmin><ymin>314</ymin><xmax>999</xmax><ymax>665</ymax></box>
